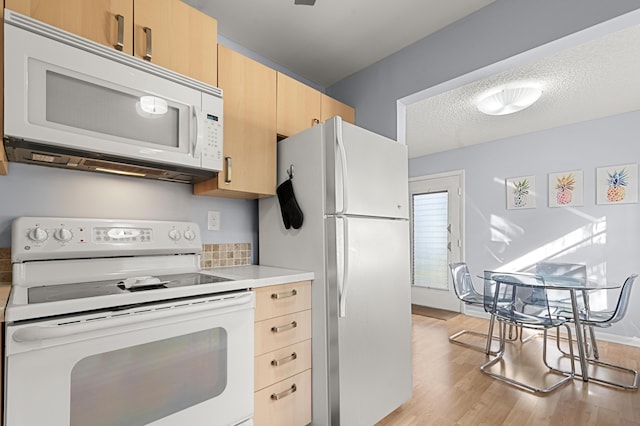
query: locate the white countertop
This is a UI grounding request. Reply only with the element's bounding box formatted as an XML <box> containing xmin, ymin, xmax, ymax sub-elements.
<box><xmin>200</xmin><ymin>265</ymin><xmax>314</xmax><ymax>289</ymax></box>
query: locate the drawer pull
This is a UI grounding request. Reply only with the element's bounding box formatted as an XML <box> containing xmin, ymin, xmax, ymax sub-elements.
<box><xmin>271</xmin><ymin>321</ymin><xmax>297</xmax><ymax>333</ymax></box>
<box><xmin>271</xmin><ymin>384</ymin><xmax>297</xmax><ymax>401</ymax></box>
<box><xmin>271</xmin><ymin>352</ymin><xmax>298</xmax><ymax>366</ymax></box>
<box><xmin>271</xmin><ymin>289</ymin><xmax>297</xmax><ymax>299</ymax></box>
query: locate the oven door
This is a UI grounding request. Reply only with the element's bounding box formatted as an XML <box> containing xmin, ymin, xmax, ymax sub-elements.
<box><xmin>5</xmin><ymin>291</ymin><xmax>254</xmax><ymax>426</ymax></box>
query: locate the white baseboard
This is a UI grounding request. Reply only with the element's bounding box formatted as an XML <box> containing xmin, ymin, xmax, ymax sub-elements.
<box><xmin>463</xmin><ymin>306</ymin><xmax>640</xmax><ymax>348</ymax></box>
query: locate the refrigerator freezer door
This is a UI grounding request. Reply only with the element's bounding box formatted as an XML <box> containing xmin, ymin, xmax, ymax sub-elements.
<box><xmin>326</xmin><ymin>215</ymin><xmax>412</xmax><ymax>425</ymax></box>
<box><xmin>324</xmin><ymin>117</ymin><xmax>409</xmax><ymax>219</ymax></box>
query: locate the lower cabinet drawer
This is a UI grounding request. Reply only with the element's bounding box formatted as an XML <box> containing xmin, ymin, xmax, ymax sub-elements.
<box><xmin>255</xmin><ymin>310</ymin><xmax>311</xmax><ymax>355</ymax></box>
<box><xmin>255</xmin><ymin>339</ymin><xmax>312</xmax><ymax>391</ymax></box>
<box><xmin>254</xmin><ymin>369</ymin><xmax>312</xmax><ymax>426</ymax></box>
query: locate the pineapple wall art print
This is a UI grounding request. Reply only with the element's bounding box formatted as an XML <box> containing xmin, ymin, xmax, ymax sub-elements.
<box><xmin>506</xmin><ymin>176</ymin><xmax>536</xmax><ymax>210</ymax></box>
<box><xmin>549</xmin><ymin>170</ymin><xmax>583</xmax><ymax>207</ymax></box>
<box><xmin>596</xmin><ymin>164</ymin><xmax>638</xmax><ymax>205</ymax></box>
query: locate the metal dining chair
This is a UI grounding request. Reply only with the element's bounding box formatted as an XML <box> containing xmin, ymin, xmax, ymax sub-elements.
<box><xmin>534</xmin><ymin>262</ymin><xmax>599</xmax><ymax>358</ymax></box>
<box><xmin>481</xmin><ymin>271</ymin><xmax>575</xmax><ymax>394</ymax></box>
<box><xmin>448</xmin><ymin>263</ymin><xmax>498</xmax><ymax>354</ymax></box>
<box><xmin>554</xmin><ymin>273</ymin><xmax>638</xmax><ymax>390</ymax></box>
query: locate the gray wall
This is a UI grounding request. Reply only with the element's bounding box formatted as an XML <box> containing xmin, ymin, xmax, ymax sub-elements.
<box><xmin>0</xmin><ymin>164</ymin><xmax>257</xmax><ymax>254</ymax></box>
<box><xmin>327</xmin><ymin>0</ymin><xmax>640</xmax><ymax>140</ymax></box>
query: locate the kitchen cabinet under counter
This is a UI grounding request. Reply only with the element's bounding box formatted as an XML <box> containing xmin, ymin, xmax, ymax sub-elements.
<box><xmin>200</xmin><ymin>266</ymin><xmax>313</xmax><ymax>426</ymax></box>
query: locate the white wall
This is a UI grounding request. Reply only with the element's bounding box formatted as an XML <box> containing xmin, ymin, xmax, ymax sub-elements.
<box><xmin>409</xmin><ymin>110</ymin><xmax>640</xmax><ymax>341</ymax></box>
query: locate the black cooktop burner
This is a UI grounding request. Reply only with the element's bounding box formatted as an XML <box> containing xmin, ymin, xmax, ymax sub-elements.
<box><xmin>28</xmin><ymin>273</ymin><xmax>232</xmax><ymax>304</ymax></box>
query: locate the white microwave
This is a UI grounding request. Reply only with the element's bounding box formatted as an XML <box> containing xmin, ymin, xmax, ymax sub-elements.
<box><xmin>3</xmin><ymin>11</ymin><xmax>223</xmax><ymax>183</ymax></box>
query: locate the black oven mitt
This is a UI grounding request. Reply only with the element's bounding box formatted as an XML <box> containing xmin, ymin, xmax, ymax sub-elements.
<box><xmin>276</xmin><ymin>177</ymin><xmax>304</xmax><ymax>229</ymax></box>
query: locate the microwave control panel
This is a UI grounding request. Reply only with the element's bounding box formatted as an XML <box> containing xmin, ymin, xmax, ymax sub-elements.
<box><xmin>200</xmin><ymin>93</ymin><xmax>223</xmax><ymax>171</ymax></box>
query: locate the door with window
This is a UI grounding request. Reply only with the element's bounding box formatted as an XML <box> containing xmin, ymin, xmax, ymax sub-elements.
<box><xmin>410</xmin><ymin>172</ymin><xmax>463</xmax><ymax>311</ymax></box>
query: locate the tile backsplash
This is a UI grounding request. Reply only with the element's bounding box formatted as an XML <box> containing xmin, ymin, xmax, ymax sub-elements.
<box><xmin>0</xmin><ymin>248</ymin><xmax>11</xmax><ymax>284</ymax></box>
<box><xmin>0</xmin><ymin>243</ymin><xmax>252</xmax><ymax>284</ymax></box>
<box><xmin>201</xmin><ymin>243</ymin><xmax>252</xmax><ymax>269</ymax></box>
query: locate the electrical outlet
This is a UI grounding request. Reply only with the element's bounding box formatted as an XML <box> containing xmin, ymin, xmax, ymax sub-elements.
<box><xmin>207</xmin><ymin>211</ymin><xmax>221</xmax><ymax>231</ymax></box>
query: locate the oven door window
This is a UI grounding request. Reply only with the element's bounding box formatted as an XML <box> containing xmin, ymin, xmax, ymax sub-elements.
<box><xmin>69</xmin><ymin>327</ymin><xmax>227</xmax><ymax>426</ymax></box>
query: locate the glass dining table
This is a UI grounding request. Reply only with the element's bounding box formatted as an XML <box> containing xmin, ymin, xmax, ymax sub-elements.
<box><xmin>482</xmin><ymin>271</ymin><xmax>621</xmax><ymax>383</ymax></box>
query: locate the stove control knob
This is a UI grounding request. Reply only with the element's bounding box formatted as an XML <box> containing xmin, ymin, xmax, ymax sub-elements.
<box><xmin>168</xmin><ymin>229</ymin><xmax>181</xmax><ymax>241</ymax></box>
<box><xmin>54</xmin><ymin>228</ymin><xmax>73</xmax><ymax>242</ymax></box>
<box><xmin>184</xmin><ymin>230</ymin><xmax>196</xmax><ymax>241</ymax></box>
<box><xmin>28</xmin><ymin>227</ymin><xmax>49</xmax><ymax>242</ymax></box>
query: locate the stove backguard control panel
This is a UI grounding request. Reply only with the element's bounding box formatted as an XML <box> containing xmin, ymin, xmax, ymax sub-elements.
<box><xmin>11</xmin><ymin>217</ymin><xmax>203</xmax><ymax>262</ymax></box>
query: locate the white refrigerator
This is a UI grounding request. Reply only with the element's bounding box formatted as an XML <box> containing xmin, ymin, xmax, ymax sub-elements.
<box><xmin>259</xmin><ymin>117</ymin><xmax>412</xmax><ymax>426</ymax></box>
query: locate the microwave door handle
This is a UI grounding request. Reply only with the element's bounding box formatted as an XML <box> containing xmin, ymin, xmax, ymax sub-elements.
<box><xmin>192</xmin><ymin>106</ymin><xmax>205</xmax><ymax>159</ymax></box>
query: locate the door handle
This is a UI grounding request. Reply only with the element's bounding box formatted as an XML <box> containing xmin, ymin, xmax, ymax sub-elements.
<box><xmin>143</xmin><ymin>27</ymin><xmax>152</xmax><ymax>60</ymax></box>
<box><xmin>114</xmin><ymin>14</ymin><xmax>124</xmax><ymax>51</ymax></box>
<box><xmin>224</xmin><ymin>157</ymin><xmax>232</xmax><ymax>183</ymax></box>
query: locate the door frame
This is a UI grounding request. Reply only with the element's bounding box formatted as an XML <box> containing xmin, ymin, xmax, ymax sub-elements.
<box><xmin>409</xmin><ymin>170</ymin><xmax>465</xmax><ymax>311</ymax></box>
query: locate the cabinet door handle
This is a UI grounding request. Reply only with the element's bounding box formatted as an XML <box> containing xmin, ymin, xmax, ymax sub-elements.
<box><xmin>114</xmin><ymin>15</ymin><xmax>125</xmax><ymax>51</ymax></box>
<box><xmin>271</xmin><ymin>321</ymin><xmax>297</xmax><ymax>333</ymax></box>
<box><xmin>271</xmin><ymin>289</ymin><xmax>297</xmax><ymax>299</ymax></box>
<box><xmin>312</xmin><ymin>118</ymin><xmax>320</xmax><ymax>125</ymax></box>
<box><xmin>271</xmin><ymin>352</ymin><xmax>298</xmax><ymax>366</ymax></box>
<box><xmin>271</xmin><ymin>384</ymin><xmax>297</xmax><ymax>401</ymax></box>
<box><xmin>224</xmin><ymin>157</ymin><xmax>232</xmax><ymax>183</ymax></box>
<box><xmin>143</xmin><ymin>27</ymin><xmax>152</xmax><ymax>60</ymax></box>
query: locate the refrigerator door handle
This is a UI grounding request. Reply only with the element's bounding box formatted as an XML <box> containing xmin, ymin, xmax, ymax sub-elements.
<box><xmin>335</xmin><ymin>117</ymin><xmax>349</xmax><ymax>215</ymax></box>
<box><xmin>338</xmin><ymin>215</ymin><xmax>350</xmax><ymax>318</ymax></box>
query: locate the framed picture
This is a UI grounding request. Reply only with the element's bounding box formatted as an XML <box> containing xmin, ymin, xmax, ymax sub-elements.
<box><xmin>596</xmin><ymin>163</ymin><xmax>638</xmax><ymax>205</ymax></box>
<box><xmin>506</xmin><ymin>175</ymin><xmax>536</xmax><ymax>209</ymax></box>
<box><xmin>549</xmin><ymin>170</ymin><xmax>583</xmax><ymax>207</ymax></box>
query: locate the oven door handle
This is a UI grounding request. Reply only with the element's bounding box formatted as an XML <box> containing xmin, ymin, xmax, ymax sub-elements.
<box><xmin>12</xmin><ymin>292</ymin><xmax>254</xmax><ymax>343</ymax></box>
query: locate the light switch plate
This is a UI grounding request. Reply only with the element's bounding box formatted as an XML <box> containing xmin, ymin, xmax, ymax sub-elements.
<box><xmin>207</xmin><ymin>211</ymin><xmax>221</xmax><ymax>231</ymax></box>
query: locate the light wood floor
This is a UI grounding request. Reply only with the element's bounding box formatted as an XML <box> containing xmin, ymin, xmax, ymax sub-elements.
<box><xmin>377</xmin><ymin>313</ymin><xmax>640</xmax><ymax>425</ymax></box>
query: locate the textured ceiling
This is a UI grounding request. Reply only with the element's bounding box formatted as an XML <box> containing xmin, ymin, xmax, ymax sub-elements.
<box><xmin>405</xmin><ymin>22</ymin><xmax>640</xmax><ymax>158</ymax></box>
<box><xmin>182</xmin><ymin>0</ymin><xmax>495</xmax><ymax>87</ymax></box>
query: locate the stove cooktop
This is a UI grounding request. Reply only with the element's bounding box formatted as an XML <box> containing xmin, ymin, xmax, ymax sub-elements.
<box><xmin>28</xmin><ymin>273</ymin><xmax>232</xmax><ymax>304</ymax></box>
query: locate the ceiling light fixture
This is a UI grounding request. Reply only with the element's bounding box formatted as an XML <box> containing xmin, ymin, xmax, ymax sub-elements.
<box><xmin>477</xmin><ymin>86</ymin><xmax>542</xmax><ymax>116</ymax></box>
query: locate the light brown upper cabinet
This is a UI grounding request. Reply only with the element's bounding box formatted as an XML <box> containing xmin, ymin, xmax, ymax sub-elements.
<box><xmin>194</xmin><ymin>45</ymin><xmax>277</xmax><ymax>199</ymax></box>
<box><xmin>321</xmin><ymin>93</ymin><xmax>355</xmax><ymax>124</ymax></box>
<box><xmin>276</xmin><ymin>72</ymin><xmax>322</xmax><ymax>138</ymax></box>
<box><xmin>133</xmin><ymin>0</ymin><xmax>217</xmax><ymax>85</ymax></box>
<box><xmin>276</xmin><ymin>73</ymin><xmax>355</xmax><ymax>138</ymax></box>
<box><xmin>5</xmin><ymin>0</ymin><xmax>217</xmax><ymax>85</ymax></box>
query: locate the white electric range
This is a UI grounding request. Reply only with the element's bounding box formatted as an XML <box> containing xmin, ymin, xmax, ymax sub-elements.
<box><xmin>4</xmin><ymin>216</ymin><xmax>254</xmax><ymax>426</ymax></box>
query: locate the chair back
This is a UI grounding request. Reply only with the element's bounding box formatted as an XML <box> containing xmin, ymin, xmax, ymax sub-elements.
<box><xmin>604</xmin><ymin>274</ymin><xmax>638</xmax><ymax>324</ymax></box>
<box><xmin>535</xmin><ymin>262</ymin><xmax>586</xmax><ymax>307</ymax></box>
<box><xmin>483</xmin><ymin>271</ymin><xmax>562</xmax><ymax>328</ymax></box>
<box><xmin>449</xmin><ymin>262</ymin><xmax>481</xmax><ymax>303</ymax></box>
<box><xmin>535</xmin><ymin>262</ymin><xmax>586</xmax><ymax>281</ymax></box>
